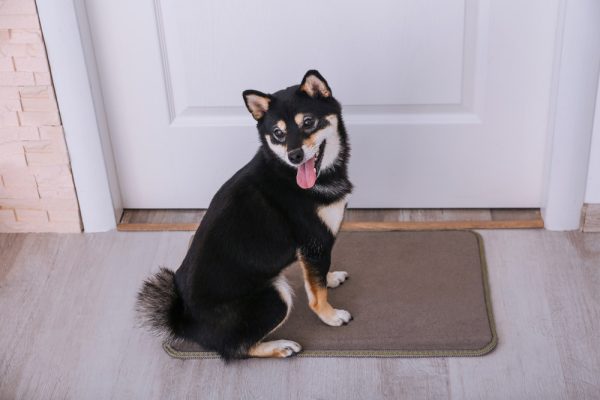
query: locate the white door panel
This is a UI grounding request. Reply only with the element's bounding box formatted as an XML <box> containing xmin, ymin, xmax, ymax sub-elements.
<box><xmin>84</xmin><ymin>0</ymin><xmax>559</xmax><ymax>208</ymax></box>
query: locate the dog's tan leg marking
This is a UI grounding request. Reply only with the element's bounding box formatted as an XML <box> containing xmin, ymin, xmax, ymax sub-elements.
<box><xmin>248</xmin><ymin>340</ymin><xmax>302</xmax><ymax>358</ymax></box>
<box><xmin>299</xmin><ymin>256</ymin><xmax>352</xmax><ymax>326</ymax></box>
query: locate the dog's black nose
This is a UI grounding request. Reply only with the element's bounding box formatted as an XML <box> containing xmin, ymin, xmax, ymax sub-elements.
<box><xmin>288</xmin><ymin>148</ymin><xmax>304</xmax><ymax>165</ymax></box>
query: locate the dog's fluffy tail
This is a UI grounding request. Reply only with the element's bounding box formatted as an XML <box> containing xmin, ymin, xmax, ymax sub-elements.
<box><xmin>135</xmin><ymin>267</ymin><xmax>183</xmax><ymax>341</ymax></box>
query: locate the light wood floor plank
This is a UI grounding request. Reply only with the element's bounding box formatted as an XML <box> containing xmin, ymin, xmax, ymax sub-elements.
<box><xmin>540</xmin><ymin>232</ymin><xmax>600</xmax><ymax>399</ymax></box>
<box><xmin>448</xmin><ymin>231</ymin><xmax>570</xmax><ymax>400</ymax></box>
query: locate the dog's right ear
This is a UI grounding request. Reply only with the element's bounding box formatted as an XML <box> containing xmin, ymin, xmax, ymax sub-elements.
<box><xmin>242</xmin><ymin>90</ymin><xmax>272</xmax><ymax>120</ymax></box>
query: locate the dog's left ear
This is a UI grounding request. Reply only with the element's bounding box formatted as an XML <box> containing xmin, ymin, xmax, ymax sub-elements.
<box><xmin>300</xmin><ymin>70</ymin><xmax>331</xmax><ymax>98</ymax></box>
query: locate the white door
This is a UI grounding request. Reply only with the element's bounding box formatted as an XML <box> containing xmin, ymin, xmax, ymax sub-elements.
<box><xmin>84</xmin><ymin>0</ymin><xmax>560</xmax><ymax>208</ymax></box>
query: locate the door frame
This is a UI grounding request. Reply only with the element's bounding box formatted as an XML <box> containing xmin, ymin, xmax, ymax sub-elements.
<box><xmin>37</xmin><ymin>0</ymin><xmax>600</xmax><ymax>232</ymax></box>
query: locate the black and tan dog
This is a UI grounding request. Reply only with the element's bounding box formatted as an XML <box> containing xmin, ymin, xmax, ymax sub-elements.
<box><xmin>136</xmin><ymin>70</ymin><xmax>353</xmax><ymax>360</ymax></box>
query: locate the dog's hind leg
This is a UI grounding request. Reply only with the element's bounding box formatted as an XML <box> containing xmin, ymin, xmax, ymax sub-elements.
<box><xmin>217</xmin><ymin>273</ymin><xmax>301</xmax><ymax>359</ymax></box>
<box><xmin>247</xmin><ymin>274</ymin><xmax>301</xmax><ymax>358</ymax></box>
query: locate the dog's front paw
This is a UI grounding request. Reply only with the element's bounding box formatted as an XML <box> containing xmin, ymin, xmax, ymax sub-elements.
<box><xmin>320</xmin><ymin>308</ymin><xmax>353</xmax><ymax>327</ymax></box>
<box><xmin>327</xmin><ymin>271</ymin><xmax>349</xmax><ymax>288</ymax></box>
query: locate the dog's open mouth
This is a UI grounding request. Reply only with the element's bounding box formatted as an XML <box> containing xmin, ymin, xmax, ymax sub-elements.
<box><xmin>296</xmin><ymin>140</ymin><xmax>326</xmax><ymax>190</ymax></box>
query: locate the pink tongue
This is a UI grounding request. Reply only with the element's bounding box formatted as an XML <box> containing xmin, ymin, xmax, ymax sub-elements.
<box><xmin>296</xmin><ymin>156</ymin><xmax>317</xmax><ymax>189</ymax></box>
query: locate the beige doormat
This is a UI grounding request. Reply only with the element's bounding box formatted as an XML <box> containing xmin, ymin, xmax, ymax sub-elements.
<box><xmin>164</xmin><ymin>230</ymin><xmax>497</xmax><ymax>359</ymax></box>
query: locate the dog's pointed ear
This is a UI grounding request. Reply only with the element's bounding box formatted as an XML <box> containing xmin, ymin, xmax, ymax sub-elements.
<box><xmin>299</xmin><ymin>70</ymin><xmax>331</xmax><ymax>98</ymax></box>
<box><xmin>242</xmin><ymin>90</ymin><xmax>272</xmax><ymax>120</ymax></box>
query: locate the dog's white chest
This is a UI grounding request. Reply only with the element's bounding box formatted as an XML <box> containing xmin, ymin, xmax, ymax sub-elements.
<box><xmin>317</xmin><ymin>197</ymin><xmax>347</xmax><ymax>235</ymax></box>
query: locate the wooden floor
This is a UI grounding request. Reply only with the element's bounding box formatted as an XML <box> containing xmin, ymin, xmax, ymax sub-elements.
<box><xmin>1</xmin><ymin>229</ymin><xmax>599</xmax><ymax>399</ymax></box>
<box><xmin>118</xmin><ymin>208</ymin><xmax>544</xmax><ymax>231</ymax></box>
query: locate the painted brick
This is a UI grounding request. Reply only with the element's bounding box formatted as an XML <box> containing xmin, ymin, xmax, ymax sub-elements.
<box><xmin>19</xmin><ymin>86</ymin><xmax>50</xmax><ymax>98</ymax></box>
<box><xmin>14</xmin><ymin>56</ymin><xmax>48</xmax><ymax>72</ymax></box>
<box><xmin>0</xmin><ymin>208</ymin><xmax>16</xmax><ymax>222</ymax></box>
<box><xmin>25</xmin><ymin>151</ymin><xmax>69</xmax><ymax>166</ymax></box>
<box><xmin>0</xmin><ymin>182</ymin><xmax>39</xmax><ymax>199</ymax></box>
<box><xmin>52</xmin><ymin>136</ymin><xmax>67</xmax><ymax>153</ymax></box>
<box><xmin>0</xmin><ymin>151</ymin><xmax>26</xmax><ymax>168</ymax></box>
<box><xmin>17</xmin><ymin>126</ymin><xmax>38</xmax><ymax>140</ymax></box>
<box><xmin>1</xmin><ymin>98</ymin><xmax>21</xmax><ymax>112</ymax></box>
<box><xmin>0</xmin><ymin>15</ymin><xmax>40</xmax><ymax>30</ymax></box>
<box><xmin>48</xmin><ymin>221</ymin><xmax>82</xmax><ymax>233</ymax></box>
<box><xmin>47</xmin><ymin>209</ymin><xmax>80</xmax><ymax>223</ymax></box>
<box><xmin>1</xmin><ymin>167</ymin><xmax>37</xmax><ymax>187</ymax></box>
<box><xmin>0</xmin><ymin>197</ymin><xmax>79</xmax><ymax>212</ymax></box>
<box><xmin>0</xmin><ymin>56</ymin><xmax>13</xmax><ymax>71</ymax></box>
<box><xmin>0</xmin><ymin>0</ymin><xmax>37</xmax><ymax>15</ymax></box>
<box><xmin>38</xmin><ymin>126</ymin><xmax>63</xmax><ymax>140</ymax></box>
<box><xmin>0</xmin><ymin>126</ymin><xmax>37</xmax><ymax>142</ymax></box>
<box><xmin>21</xmin><ymin>97</ymin><xmax>56</xmax><ymax>112</ymax></box>
<box><xmin>0</xmin><ymin>220</ymin><xmax>81</xmax><ymax>233</ymax></box>
<box><xmin>0</xmin><ymin>5</ymin><xmax>82</xmax><ymax>232</ymax></box>
<box><xmin>0</xmin><ymin>141</ymin><xmax>23</xmax><ymax>154</ymax></box>
<box><xmin>15</xmin><ymin>208</ymin><xmax>48</xmax><ymax>223</ymax></box>
<box><xmin>38</xmin><ymin>126</ymin><xmax>69</xmax><ymax>153</ymax></box>
<box><xmin>18</xmin><ymin>111</ymin><xmax>60</xmax><ymax>126</ymax></box>
<box><xmin>0</xmin><ymin>86</ymin><xmax>19</xmax><ymax>98</ymax></box>
<box><xmin>24</xmin><ymin>139</ymin><xmax>66</xmax><ymax>154</ymax></box>
<box><xmin>33</xmin><ymin>71</ymin><xmax>51</xmax><ymax>85</ymax></box>
<box><xmin>9</xmin><ymin>29</ymin><xmax>42</xmax><ymax>44</ymax></box>
<box><xmin>33</xmin><ymin>165</ymin><xmax>74</xmax><ymax>186</ymax></box>
<box><xmin>0</xmin><ymin>127</ymin><xmax>18</xmax><ymax>143</ymax></box>
<box><xmin>0</xmin><ymin>111</ymin><xmax>18</xmax><ymax>126</ymax></box>
<box><xmin>37</xmin><ymin>185</ymin><xmax>76</xmax><ymax>200</ymax></box>
<box><xmin>0</xmin><ymin>70</ymin><xmax>34</xmax><ymax>85</ymax></box>
<box><xmin>23</xmin><ymin>140</ymin><xmax>55</xmax><ymax>153</ymax></box>
<box><xmin>0</xmin><ymin>42</ymin><xmax>44</xmax><ymax>57</ymax></box>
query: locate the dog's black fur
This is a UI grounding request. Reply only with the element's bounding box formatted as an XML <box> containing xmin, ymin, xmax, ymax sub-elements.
<box><xmin>136</xmin><ymin>70</ymin><xmax>352</xmax><ymax>360</ymax></box>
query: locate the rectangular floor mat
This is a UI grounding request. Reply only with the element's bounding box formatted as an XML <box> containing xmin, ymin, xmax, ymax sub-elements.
<box><xmin>164</xmin><ymin>230</ymin><xmax>497</xmax><ymax>358</ymax></box>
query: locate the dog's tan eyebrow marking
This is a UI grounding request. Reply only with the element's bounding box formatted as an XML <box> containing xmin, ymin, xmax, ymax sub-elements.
<box><xmin>294</xmin><ymin>113</ymin><xmax>305</xmax><ymax>127</ymax></box>
<box><xmin>275</xmin><ymin>120</ymin><xmax>287</xmax><ymax>132</ymax></box>
<box><xmin>324</xmin><ymin>114</ymin><xmax>337</xmax><ymax>125</ymax></box>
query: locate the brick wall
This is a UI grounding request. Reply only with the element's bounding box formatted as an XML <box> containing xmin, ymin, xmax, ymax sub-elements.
<box><xmin>0</xmin><ymin>0</ymin><xmax>81</xmax><ymax>232</ymax></box>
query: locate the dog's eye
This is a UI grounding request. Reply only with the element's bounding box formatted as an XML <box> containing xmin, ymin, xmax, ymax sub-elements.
<box><xmin>303</xmin><ymin>117</ymin><xmax>314</xmax><ymax>128</ymax></box>
<box><xmin>272</xmin><ymin>128</ymin><xmax>286</xmax><ymax>142</ymax></box>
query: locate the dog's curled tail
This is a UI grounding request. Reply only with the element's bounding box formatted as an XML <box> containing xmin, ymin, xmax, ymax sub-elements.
<box><xmin>135</xmin><ymin>267</ymin><xmax>183</xmax><ymax>341</ymax></box>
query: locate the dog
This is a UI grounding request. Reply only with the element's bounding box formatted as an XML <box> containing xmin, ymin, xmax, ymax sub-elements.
<box><xmin>136</xmin><ymin>70</ymin><xmax>353</xmax><ymax>360</ymax></box>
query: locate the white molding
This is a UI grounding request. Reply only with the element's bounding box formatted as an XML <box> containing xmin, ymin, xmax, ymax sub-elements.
<box><xmin>542</xmin><ymin>0</ymin><xmax>600</xmax><ymax>230</ymax></box>
<box><xmin>169</xmin><ymin>106</ymin><xmax>483</xmax><ymax>128</ymax></box>
<box><xmin>37</xmin><ymin>0</ymin><xmax>120</xmax><ymax>232</ymax></box>
<box><xmin>153</xmin><ymin>0</ymin><xmax>177</xmax><ymax>122</ymax></box>
<box><xmin>584</xmin><ymin>77</ymin><xmax>600</xmax><ymax>203</ymax></box>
